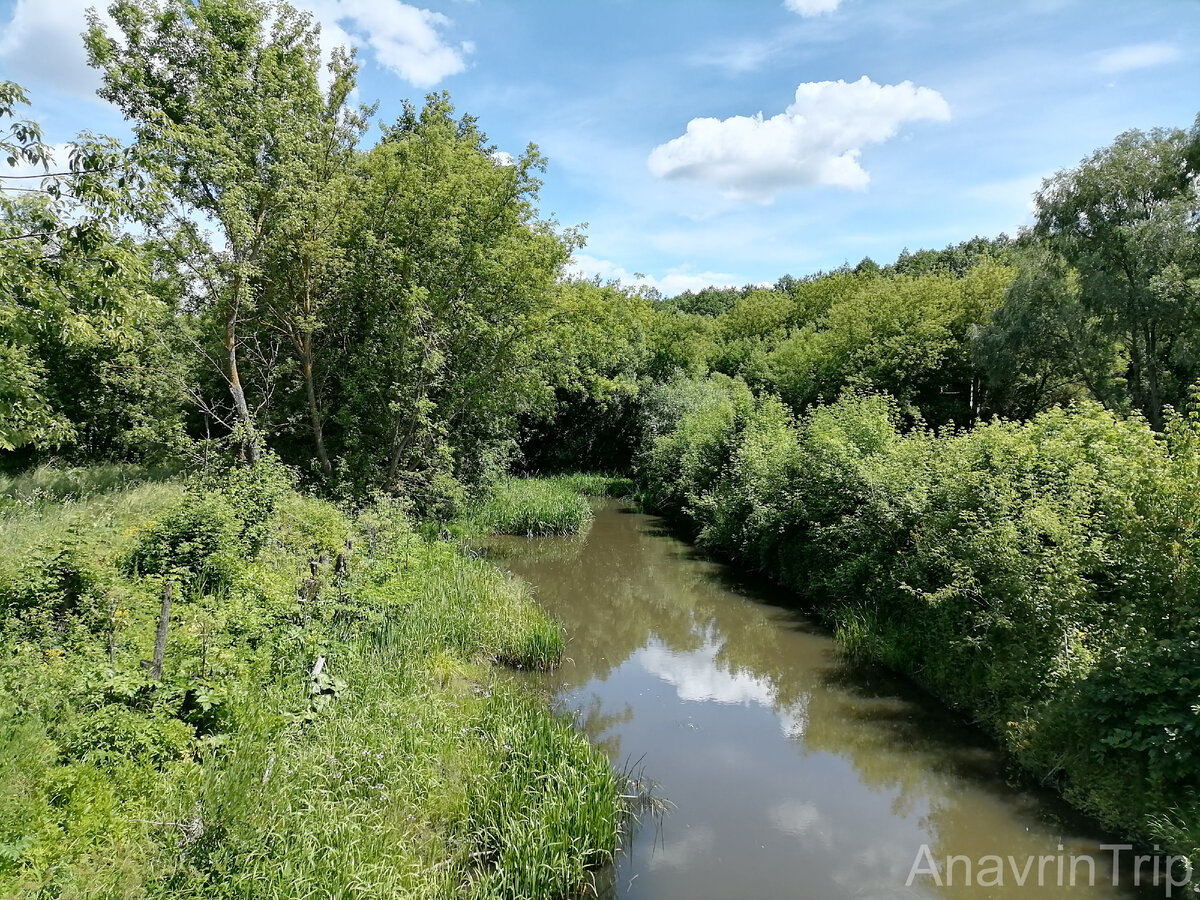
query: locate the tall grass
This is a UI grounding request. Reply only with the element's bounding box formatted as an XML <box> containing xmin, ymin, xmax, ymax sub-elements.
<box><xmin>0</xmin><ymin>462</ymin><xmax>180</xmax><ymax>511</ymax></box>
<box><xmin>469</xmin><ymin>478</ymin><xmax>594</xmax><ymax>537</ymax></box>
<box><xmin>0</xmin><ymin>466</ymin><xmax>621</xmax><ymax>899</ymax></box>
<box><xmin>540</xmin><ymin>473</ymin><xmax>635</xmax><ymax>499</ymax></box>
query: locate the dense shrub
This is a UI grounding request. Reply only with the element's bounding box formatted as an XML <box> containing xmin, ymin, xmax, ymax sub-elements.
<box><xmin>636</xmin><ymin>375</ymin><xmax>1200</xmax><ymax>855</ymax></box>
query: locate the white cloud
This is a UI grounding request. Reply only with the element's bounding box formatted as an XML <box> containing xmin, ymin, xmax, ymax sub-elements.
<box><xmin>784</xmin><ymin>0</ymin><xmax>842</xmax><ymax>16</ymax></box>
<box><xmin>0</xmin><ymin>0</ymin><xmax>467</xmax><ymax>99</ymax></box>
<box><xmin>0</xmin><ymin>0</ymin><xmax>112</xmax><ymax>100</ymax></box>
<box><xmin>635</xmin><ymin>636</ymin><xmax>810</xmax><ymax>737</ymax></box>
<box><xmin>647</xmin><ymin>76</ymin><xmax>951</xmax><ymax>202</ymax></box>
<box><xmin>293</xmin><ymin>0</ymin><xmax>470</xmax><ymax>87</ymax></box>
<box><xmin>567</xmin><ymin>252</ymin><xmax>744</xmax><ymax>297</ymax></box>
<box><xmin>1095</xmin><ymin>42</ymin><xmax>1181</xmax><ymax>74</ymax></box>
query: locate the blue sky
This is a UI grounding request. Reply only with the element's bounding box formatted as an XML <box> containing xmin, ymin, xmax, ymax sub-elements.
<box><xmin>1</xmin><ymin>0</ymin><xmax>1197</xmax><ymax>295</ymax></box>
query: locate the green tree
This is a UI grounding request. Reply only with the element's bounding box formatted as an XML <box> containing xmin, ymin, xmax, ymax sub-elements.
<box><xmin>0</xmin><ymin>82</ymin><xmax>174</xmax><ymax>458</ymax></box>
<box><xmin>1034</xmin><ymin>126</ymin><xmax>1200</xmax><ymax>427</ymax></box>
<box><xmin>329</xmin><ymin>95</ymin><xmax>572</xmax><ymax>502</ymax></box>
<box><xmin>972</xmin><ymin>247</ymin><xmax>1120</xmax><ymax>418</ymax></box>
<box><xmin>256</xmin><ymin>48</ymin><xmax>370</xmax><ymax>479</ymax></box>
<box><xmin>86</xmin><ymin>0</ymin><xmax>334</xmax><ymax>462</ymax></box>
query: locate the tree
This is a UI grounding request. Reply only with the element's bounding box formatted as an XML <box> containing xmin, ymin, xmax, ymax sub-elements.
<box><xmin>86</xmin><ymin>0</ymin><xmax>338</xmax><ymax>462</ymax></box>
<box><xmin>972</xmin><ymin>247</ymin><xmax>1119</xmax><ymax>419</ymax></box>
<box><xmin>256</xmin><ymin>48</ymin><xmax>370</xmax><ymax>479</ymax></box>
<box><xmin>327</xmin><ymin>95</ymin><xmax>572</xmax><ymax>502</ymax></box>
<box><xmin>1034</xmin><ymin>126</ymin><xmax>1200</xmax><ymax>428</ymax></box>
<box><xmin>0</xmin><ymin>81</ymin><xmax>173</xmax><ymax>458</ymax></box>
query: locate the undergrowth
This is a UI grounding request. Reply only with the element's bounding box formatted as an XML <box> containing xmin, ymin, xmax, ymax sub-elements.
<box><xmin>0</xmin><ymin>461</ymin><xmax>622</xmax><ymax>899</ymax></box>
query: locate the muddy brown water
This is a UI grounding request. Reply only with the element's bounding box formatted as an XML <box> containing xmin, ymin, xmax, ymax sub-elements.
<box><xmin>483</xmin><ymin>500</ymin><xmax>1167</xmax><ymax>900</ymax></box>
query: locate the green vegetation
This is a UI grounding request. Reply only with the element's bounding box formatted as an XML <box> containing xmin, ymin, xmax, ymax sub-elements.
<box><xmin>2</xmin><ymin>0</ymin><xmax>1200</xmax><ymax>885</ymax></box>
<box><xmin>636</xmin><ymin>376</ymin><xmax>1200</xmax><ymax>858</ymax></box>
<box><xmin>466</xmin><ymin>478</ymin><xmax>595</xmax><ymax>538</ymax></box>
<box><xmin>0</xmin><ymin>462</ymin><xmax>621</xmax><ymax>898</ymax></box>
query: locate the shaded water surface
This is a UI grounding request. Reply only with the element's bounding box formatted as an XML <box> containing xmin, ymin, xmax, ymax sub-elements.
<box><xmin>485</xmin><ymin>501</ymin><xmax>1158</xmax><ymax>900</ymax></box>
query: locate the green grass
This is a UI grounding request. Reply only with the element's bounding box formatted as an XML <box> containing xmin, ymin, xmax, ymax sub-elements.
<box><xmin>468</xmin><ymin>478</ymin><xmax>595</xmax><ymax>537</ymax></box>
<box><xmin>539</xmin><ymin>473</ymin><xmax>635</xmax><ymax>499</ymax></box>
<box><xmin>0</xmin><ymin>467</ymin><xmax>622</xmax><ymax>899</ymax></box>
<box><xmin>0</xmin><ymin>462</ymin><xmax>180</xmax><ymax>512</ymax></box>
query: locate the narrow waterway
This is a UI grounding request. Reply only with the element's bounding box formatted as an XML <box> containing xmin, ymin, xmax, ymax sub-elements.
<box><xmin>485</xmin><ymin>500</ymin><xmax>1159</xmax><ymax>900</ymax></box>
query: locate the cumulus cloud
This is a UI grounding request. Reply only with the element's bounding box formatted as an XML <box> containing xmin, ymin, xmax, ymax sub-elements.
<box><xmin>567</xmin><ymin>252</ymin><xmax>744</xmax><ymax>297</ymax></box>
<box><xmin>0</xmin><ymin>0</ymin><xmax>112</xmax><ymax>100</ymax></box>
<box><xmin>784</xmin><ymin>0</ymin><xmax>842</xmax><ymax>16</ymax></box>
<box><xmin>293</xmin><ymin>0</ymin><xmax>470</xmax><ymax>87</ymax></box>
<box><xmin>647</xmin><ymin>76</ymin><xmax>951</xmax><ymax>201</ymax></box>
<box><xmin>0</xmin><ymin>0</ymin><xmax>467</xmax><ymax>98</ymax></box>
<box><xmin>1096</xmin><ymin>42</ymin><xmax>1181</xmax><ymax>74</ymax></box>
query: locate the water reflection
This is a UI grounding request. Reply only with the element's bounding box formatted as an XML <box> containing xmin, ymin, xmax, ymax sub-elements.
<box><xmin>485</xmin><ymin>501</ymin><xmax>1155</xmax><ymax>900</ymax></box>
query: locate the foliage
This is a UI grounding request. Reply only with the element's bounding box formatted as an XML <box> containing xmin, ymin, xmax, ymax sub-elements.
<box><xmin>1032</xmin><ymin>124</ymin><xmax>1200</xmax><ymax>427</ymax></box>
<box><xmin>636</xmin><ymin>375</ymin><xmax>1200</xmax><ymax>857</ymax></box>
<box><xmin>0</xmin><ymin>469</ymin><xmax>621</xmax><ymax>898</ymax></box>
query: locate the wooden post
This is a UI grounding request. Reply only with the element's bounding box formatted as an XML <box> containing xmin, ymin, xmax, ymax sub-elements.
<box><xmin>335</xmin><ymin>538</ymin><xmax>352</xmax><ymax>577</ymax></box>
<box><xmin>148</xmin><ymin>579</ymin><xmax>173</xmax><ymax>680</ymax></box>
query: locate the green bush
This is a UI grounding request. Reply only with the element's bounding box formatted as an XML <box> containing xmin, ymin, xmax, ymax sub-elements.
<box><xmin>636</xmin><ymin>375</ymin><xmax>1200</xmax><ymax>856</ymax></box>
<box><xmin>122</xmin><ymin>494</ymin><xmax>241</xmax><ymax>597</ymax></box>
<box><xmin>62</xmin><ymin>704</ymin><xmax>194</xmax><ymax>768</ymax></box>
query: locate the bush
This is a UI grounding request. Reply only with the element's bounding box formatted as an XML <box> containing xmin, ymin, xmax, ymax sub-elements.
<box><xmin>122</xmin><ymin>495</ymin><xmax>241</xmax><ymax>597</ymax></box>
<box><xmin>636</xmin><ymin>375</ymin><xmax>1200</xmax><ymax>856</ymax></box>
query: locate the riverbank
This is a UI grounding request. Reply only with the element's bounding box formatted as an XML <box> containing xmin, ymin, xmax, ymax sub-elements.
<box><xmin>0</xmin><ymin>463</ymin><xmax>621</xmax><ymax>898</ymax></box>
<box><xmin>491</xmin><ymin>498</ymin><xmax>1161</xmax><ymax>899</ymax></box>
<box><xmin>635</xmin><ymin>375</ymin><xmax>1200</xmax><ymax>865</ymax></box>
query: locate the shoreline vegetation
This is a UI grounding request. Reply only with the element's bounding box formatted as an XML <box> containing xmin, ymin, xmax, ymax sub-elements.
<box><xmin>634</xmin><ymin>380</ymin><xmax>1200</xmax><ymax>864</ymax></box>
<box><xmin>0</xmin><ymin>463</ymin><xmax>622</xmax><ymax>898</ymax></box>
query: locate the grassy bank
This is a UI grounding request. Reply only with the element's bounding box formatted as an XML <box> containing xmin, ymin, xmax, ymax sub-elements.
<box><xmin>459</xmin><ymin>474</ymin><xmax>631</xmax><ymax>538</ymax></box>
<box><xmin>637</xmin><ymin>374</ymin><xmax>1200</xmax><ymax>861</ymax></box>
<box><xmin>0</xmin><ymin>462</ymin><xmax>621</xmax><ymax>899</ymax></box>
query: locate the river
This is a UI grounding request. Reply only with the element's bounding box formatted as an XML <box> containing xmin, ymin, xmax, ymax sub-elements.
<box><xmin>484</xmin><ymin>500</ymin><xmax>1162</xmax><ymax>900</ymax></box>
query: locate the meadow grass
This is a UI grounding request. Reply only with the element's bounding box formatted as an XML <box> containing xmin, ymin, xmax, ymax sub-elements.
<box><xmin>0</xmin><ymin>467</ymin><xmax>622</xmax><ymax>899</ymax></box>
<box><xmin>0</xmin><ymin>462</ymin><xmax>180</xmax><ymax>511</ymax></box>
<box><xmin>468</xmin><ymin>478</ymin><xmax>594</xmax><ymax>537</ymax></box>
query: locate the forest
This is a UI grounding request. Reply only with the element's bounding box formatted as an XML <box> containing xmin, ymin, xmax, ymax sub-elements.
<box><xmin>2</xmin><ymin>0</ymin><xmax>1200</xmax><ymax>896</ymax></box>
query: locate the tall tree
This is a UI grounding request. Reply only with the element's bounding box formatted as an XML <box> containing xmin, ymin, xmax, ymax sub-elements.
<box><xmin>257</xmin><ymin>48</ymin><xmax>370</xmax><ymax>479</ymax></box>
<box><xmin>330</xmin><ymin>95</ymin><xmax>572</xmax><ymax>502</ymax></box>
<box><xmin>1034</xmin><ymin>126</ymin><xmax>1200</xmax><ymax>428</ymax></box>
<box><xmin>86</xmin><ymin>0</ymin><xmax>335</xmax><ymax>462</ymax></box>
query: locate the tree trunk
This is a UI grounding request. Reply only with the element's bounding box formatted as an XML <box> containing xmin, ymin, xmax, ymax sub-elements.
<box><xmin>1145</xmin><ymin>321</ymin><xmax>1163</xmax><ymax>429</ymax></box>
<box><xmin>226</xmin><ymin>272</ymin><xmax>260</xmax><ymax>464</ymax></box>
<box><xmin>302</xmin><ymin>347</ymin><xmax>331</xmax><ymax>478</ymax></box>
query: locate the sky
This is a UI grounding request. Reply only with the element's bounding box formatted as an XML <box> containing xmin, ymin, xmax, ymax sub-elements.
<box><xmin>1</xmin><ymin>0</ymin><xmax>1197</xmax><ymax>296</ymax></box>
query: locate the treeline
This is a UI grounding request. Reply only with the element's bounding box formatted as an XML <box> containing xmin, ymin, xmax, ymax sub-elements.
<box><xmin>1</xmin><ymin>0</ymin><xmax>601</xmax><ymax>511</ymax></box>
<box><xmin>7</xmin><ymin>1</ymin><xmax>1198</xmax><ymax>508</ymax></box>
